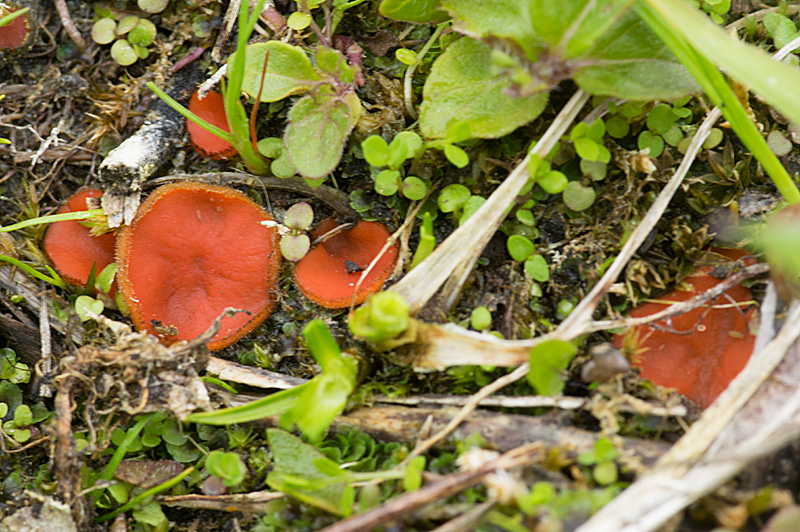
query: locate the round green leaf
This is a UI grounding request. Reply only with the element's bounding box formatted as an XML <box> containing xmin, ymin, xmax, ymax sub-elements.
<box><xmin>562</xmin><ymin>182</ymin><xmax>596</xmax><ymax>212</ymax></box>
<box><xmin>362</xmin><ymin>135</ymin><xmax>390</xmax><ymax>167</ymax></box>
<box><xmin>402</xmin><ymin>176</ymin><xmax>428</xmax><ymax>200</ymax></box>
<box><xmin>375</xmin><ymin>169</ymin><xmax>400</xmax><ymax>196</ymax></box>
<box><xmin>507</xmin><ymin>235</ymin><xmax>534</xmax><ymax>262</ymax></box>
<box><xmin>637</xmin><ymin>130</ymin><xmax>664</xmax><ymax>158</ymax></box>
<box><xmin>524</xmin><ymin>255</ymin><xmax>549</xmax><ymax>282</ymax></box>
<box><xmin>538</xmin><ymin>170</ymin><xmax>568</xmax><ymax>194</ymax></box>
<box><xmin>438</xmin><ymin>184</ymin><xmax>470</xmax><ymax>213</ymax></box>
<box><xmin>470</xmin><ymin>306</ymin><xmax>492</xmax><ymax>330</ymax></box>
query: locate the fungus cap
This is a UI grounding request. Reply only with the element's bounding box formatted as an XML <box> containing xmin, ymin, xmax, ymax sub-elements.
<box><xmin>612</xmin><ymin>249</ymin><xmax>756</xmax><ymax>408</ymax></box>
<box><xmin>294</xmin><ymin>217</ymin><xmax>397</xmax><ymax>309</ymax></box>
<box><xmin>0</xmin><ymin>5</ymin><xmax>32</xmax><ymax>50</ymax></box>
<box><xmin>116</xmin><ymin>182</ymin><xmax>280</xmax><ymax>350</ymax></box>
<box><xmin>43</xmin><ymin>189</ymin><xmax>116</xmax><ymax>288</ymax></box>
<box><xmin>187</xmin><ymin>90</ymin><xmax>237</xmax><ymax>160</ymax></box>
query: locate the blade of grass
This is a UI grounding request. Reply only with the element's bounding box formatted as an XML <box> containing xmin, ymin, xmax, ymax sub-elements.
<box><xmin>145</xmin><ymin>82</ymin><xmax>235</xmax><ymax>144</ymax></box>
<box><xmin>637</xmin><ymin>0</ymin><xmax>800</xmax><ymax>204</ymax></box>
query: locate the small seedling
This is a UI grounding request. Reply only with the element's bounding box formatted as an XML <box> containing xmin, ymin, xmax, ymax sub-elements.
<box><xmin>278</xmin><ymin>202</ymin><xmax>314</xmax><ymax>262</ymax></box>
<box><xmin>205</xmin><ymin>451</ymin><xmax>247</xmax><ymax>487</ymax></box>
<box><xmin>349</xmin><ymin>291</ymin><xmax>410</xmax><ymax>343</ymax></box>
<box><xmin>527</xmin><ymin>340</ymin><xmax>577</xmax><ymax>396</ymax></box>
<box><xmin>91</xmin><ymin>14</ymin><xmax>157</xmax><ymax>66</ymax></box>
<box><xmin>362</xmin><ymin>131</ymin><xmax>428</xmax><ymax>199</ymax></box>
<box><xmin>578</xmin><ymin>438</ymin><xmax>619</xmax><ymax>486</ymax></box>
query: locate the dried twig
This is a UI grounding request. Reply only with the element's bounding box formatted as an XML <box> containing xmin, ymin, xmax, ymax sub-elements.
<box><xmin>53</xmin><ymin>0</ymin><xmax>88</xmax><ymax>50</ymax></box>
<box><xmin>317</xmin><ymin>443</ymin><xmax>543</xmax><ymax>532</ymax></box>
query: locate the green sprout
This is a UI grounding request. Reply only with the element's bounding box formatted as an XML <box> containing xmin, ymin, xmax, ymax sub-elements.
<box><xmin>91</xmin><ymin>16</ymin><xmax>157</xmax><ymax>66</ymax></box>
<box><xmin>348</xmin><ymin>291</ymin><xmax>410</xmax><ymax>343</ymax></box>
<box><xmin>577</xmin><ymin>438</ymin><xmax>620</xmax><ymax>486</ymax></box>
<box><xmin>205</xmin><ymin>451</ymin><xmax>247</xmax><ymax>487</ymax></box>
<box><xmin>362</xmin><ymin>131</ymin><xmax>428</xmax><ymax>200</ymax></box>
<box><xmin>188</xmin><ymin>320</ymin><xmax>358</xmax><ymax>442</ymax></box>
<box><xmin>279</xmin><ymin>202</ymin><xmax>314</xmax><ymax>262</ymax></box>
<box><xmin>527</xmin><ymin>340</ymin><xmax>577</xmax><ymax>396</ymax></box>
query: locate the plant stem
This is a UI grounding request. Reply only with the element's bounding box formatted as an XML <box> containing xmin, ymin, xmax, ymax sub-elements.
<box><xmin>96</xmin><ymin>467</ymin><xmax>195</xmax><ymax>522</ymax></box>
<box><xmin>0</xmin><ymin>209</ymin><xmax>105</xmax><ymax>232</ymax></box>
<box><xmin>0</xmin><ymin>256</ymin><xmax>66</xmax><ymax>289</ymax></box>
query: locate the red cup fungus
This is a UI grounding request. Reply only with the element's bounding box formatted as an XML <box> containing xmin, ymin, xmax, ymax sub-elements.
<box><xmin>187</xmin><ymin>90</ymin><xmax>237</xmax><ymax>160</ymax></box>
<box><xmin>294</xmin><ymin>217</ymin><xmax>398</xmax><ymax>309</ymax></box>
<box><xmin>612</xmin><ymin>249</ymin><xmax>756</xmax><ymax>409</ymax></box>
<box><xmin>43</xmin><ymin>189</ymin><xmax>116</xmax><ymax>289</ymax></box>
<box><xmin>0</xmin><ymin>4</ymin><xmax>32</xmax><ymax>50</ymax></box>
<box><xmin>116</xmin><ymin>182</ymin><xmax>280</xmax><ymax>350</ymax></box>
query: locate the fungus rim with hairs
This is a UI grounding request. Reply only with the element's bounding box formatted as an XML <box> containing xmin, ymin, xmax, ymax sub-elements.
<box><xmin>116</xmin><ymin>181</ymin><xmax>280</xmax><ymax>350</ymax></box>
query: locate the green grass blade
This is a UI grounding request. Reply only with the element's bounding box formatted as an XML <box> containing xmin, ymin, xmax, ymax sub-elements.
<box><xmin>637</xmin><ymin>0</ymin><xmax>800</xmax><ymax>204</ymax></box>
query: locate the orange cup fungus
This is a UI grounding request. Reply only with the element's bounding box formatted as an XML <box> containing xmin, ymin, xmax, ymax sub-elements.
<box><xmin>0</xmin><ymin>4</ymin><xmax>32</xmax><ymax>50</ymax></box>
<box><xmin>186</xmin><ymin>90</ymin><xmax>237</xmax><ymax>159</ymax></box>
<box><xmin>116</xmin><ymin>182</ymin><xmax>280</xmax><ymax>350</ymax></box>
<box><xmin>294</xmin><ymin>217</ymin><xmax>398</xmax><ymax>309</ymax></box>
<box><xmin>612</xmin><ymin>249</ymin><xmax>756</xmax><ymax>409</ymax></box>
<box><xmin>43</xmin><ymin>189</ymin><xmax>116</xmax><ymax>289</ymax></box>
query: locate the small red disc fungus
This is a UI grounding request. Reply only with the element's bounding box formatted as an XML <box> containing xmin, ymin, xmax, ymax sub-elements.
<box><xmin>116</xmin><ymin>182</ymin><xmax>280</xmax><ymax>350</ymax></box>
<box><xmin>0</xmin><ymin>5</ymin><xmax>32</xmax><ymax>50</ymax></box>
<box><xmin>186</xmin><ymin>90</ymin><xmax>237</xmax><ymax>160</ymax></box>
<box><xmin>294</xmin><ymin>217</ymin><xmax>398</xmax><ymax>309</ymax></box>
<box><xmin>612</xmin><ymin>249</ymin><xmax>756</xmax><ymax>409</ymax></box>
<box><xmin>43</xmin><ymin>189</ymin><xmax>116</xmax><ymax>288</ymax></box>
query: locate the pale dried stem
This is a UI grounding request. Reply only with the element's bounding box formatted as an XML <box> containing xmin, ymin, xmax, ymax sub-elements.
<box><xmin>54</xmin><ymin>0</ymin><xmax>88</xmax><ymax>51</ymax></box>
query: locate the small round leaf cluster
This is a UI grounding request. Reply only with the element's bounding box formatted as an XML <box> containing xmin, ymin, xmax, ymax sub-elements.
<box><xmin>279</xmin><ymin>202</ymin><xmax>314</xmax><ymax>262</ymax></box>
<box><xmin>91</xmin><ymin>15</ymin><xmax>157</xmax><ymax>66</ymax></box>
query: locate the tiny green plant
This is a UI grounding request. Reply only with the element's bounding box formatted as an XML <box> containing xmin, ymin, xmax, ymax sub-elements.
<box><xmin>349</xmin><ymin>291</ymin><xmax>410</xmax><ymax>344</ymax></box>
<box><xmin>577</xmin><ymin>437</ymin><xmax>619</xmax><ymax>486</ymax></box>
<box><xmin>91</xmin><ymin>12</ymin><xmax>158</xmax><ymax>66</ymax></box>
<box><xmin>278</xmin><ymin>202</ymin><xmax>314</xmax><ymax>261</ymax></box>
<box><xmin>205</xmin><ymin>451</ymin><xmax>247</xmax><ymax>487</ymax></box>
<box><xmin>361</xmin><ymin>131</ymin><xmax>428</xmax><ymax>199</ymax></box>
<box><xmin>188</xmin><ymin>320</ymin><xmax>358</xmax><ymax>442</ymax></box>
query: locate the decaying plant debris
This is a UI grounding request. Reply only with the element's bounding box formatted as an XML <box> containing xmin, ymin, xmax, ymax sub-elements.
<box><xmin>6</xmin><ymin>1</ymin><xmax>800</xmax><ymax>531</ymax></box>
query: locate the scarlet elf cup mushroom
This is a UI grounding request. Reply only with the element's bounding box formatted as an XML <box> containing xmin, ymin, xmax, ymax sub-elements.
<box><xmin>186</xmin><ymin>90</ymin><xmax>237</xmax><ymax>160</ymax></box>
<box><xmin>43</xmin><ymin>189</ymin><xmax>116</xmax><ymax>289</ymax></box>
<box><xmin>612</xmin><ymin>249</ymin><xmax>756</xmax><ymax>409</ymax></box>
<box><xmin>294</xmin><ymin>217</ymin><xmax>398</xmax><ymax>309</ymax></box>
<box><xmin>116</xmin><ymin>182</ymin><xmax>280</xmax><ymax>350</ymax></box>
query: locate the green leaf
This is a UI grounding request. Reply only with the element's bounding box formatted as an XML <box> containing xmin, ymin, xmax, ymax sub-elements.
<box><xmin>379</xmin><ymin>0</ymin><xmax>449</xmax><ymax>23</ymax></box>
<box><xmin>362</xmin><ymin>135</ymin><xmax>390</xmax><ymax>167</ymax></box>
<box><xmin>402</xmin><ymin>176</ymin><xmax>428</xmax><ymax>200</ymax></box>
<box><xmin>527</xmin><ymin>340</ymin><xmax>577</xmax><ymax>396</ymax></box>
<box><xmin>239</xmin><ymin>42</ymin><xmax>322</xmax><ymax>102</ymax></box>
<box><xmin>470</xmin><ymin>306</ymin><xmax>492</xmax><ymax>330</ymax></box>
<box><xmin>206</xmin><ymin>451</ymin><xmax>247</xmax><ymax>487</ymax></box>
<box><xmin>420</xmin><ymin>37</ymin><xmax>547</xmax><ymax>139</ymax></box>
<box><xmin>524</xmin><ymin>255</ymin><xmax>549</xmax><ymax>282</ymax></box>
<box><xmin>637</xmin><ymin>130</ymin><xmax>664</xmax><ymax>158</ymax></box>
<box><xmin>444</xmin><ymin>144</ymin><xmax>469</xmax><ymax>168</ymax></box>
<box><xmin>763</xmin><ymin>12</ymin><xmax>798</xmax><ymax>50</ymax></box>
<box><xmin>458</xmin><ymin>195</ymin><xmax>486</xmax><ymax>226</ymax></box>
<box><xmin>375</xmin><ymin>169</ymin><xmax>401</xmax><ymax>196</ymax></box>
<box><xmin>267</xmin><ymin>429</ymin><xmax>351</xmax><ymax>516</ymax></box>
<box><xmin>257</xmin><ymin>137</ymin><xmax>284</xmax><ymax>159</ymax></box>
<box><xmin>13</xmin><ymin>404</ymin><xmax>32</xmax><ymax>426</ymax></box>
<box><xmin>537</xmin><ymin>170</ymin><xmax>567</xmax><ymax>194</ymax></box>
<box><xmin>438</xmin><ymin>184</ymin><xmax>471</xmax><ymax>213</ymax></box>
<box><xmin>349</xmin><ymin>291</ymin><xmax>411</xmax><ymax>343</ymax></box>
<box><xmin>562</xmin><ymin>182</ymin><xmax>596</xmax><ymax>212</ymax></box>
<box><xmin>646</xmin><ymin>103</ymin><xmax>679</xmax><ymax>135</ymax></box>
<box><xmin>75</xmin><ymin>295</ymin><xmax>104</xmax><ymax>322</ymax></box>
<box><xmin>571</xmin><ymin>9</ymin><xmax>700</xmax><ymax>100</ymax></box>
<box><xmin>507</xmin><ymin>235</ymin><xmax>534</xmax><ymax>262</ymax></box>
<box><xmin>441</xmin><ymin>0</ymin><xmax>542</xmax><ymax>61</ymax></box>
<box><xmin>285</xmin><ymin>91</ymin><xmax>361</xmax><ymax>180</ymax></box>
<box><xmin>403</xmin><ymin>456</ymin><xmax>426</xmax><ymax>491</ymax></box>
<box><xmin>573</xmin><ymin>137</ymin><xmax>600</xmax><ymax>161</ymax></box>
